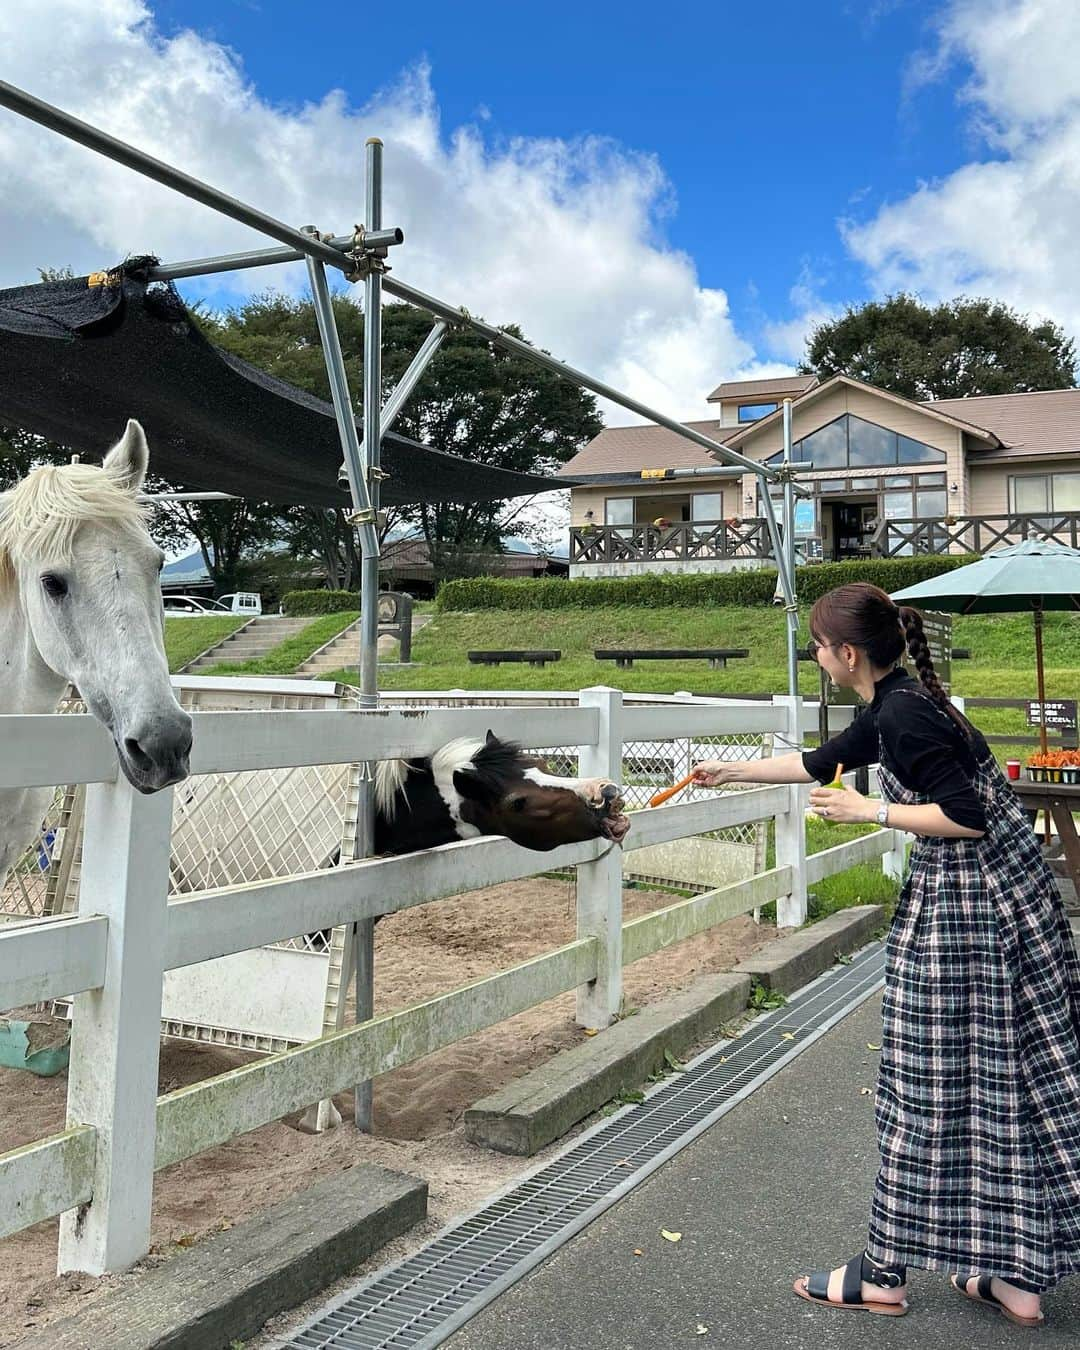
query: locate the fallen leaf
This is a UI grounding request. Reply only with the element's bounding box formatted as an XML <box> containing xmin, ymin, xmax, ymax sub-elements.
<box><xmin>780</xmin><ymin>1032</ymin><xmax>796</xmax><ymax>1041</ymax></box>
<box><xmin>175</xmin><ymin>1234</ymin><xmax>196</xmax><ymax>1248</ymax></box>
<box><xmin>661</xmin><ymin>1229</ymin><xmax>682</xmax><ymax>1242</ymax></box>
<box><xmin>696</xmin><ymin>1324</ymin><xmax>709</xmax><ymax>1335</ymax></box>
<box><xmin>867</xmin><ymin>1042</ymin><xmax>881</xmax><ymax>1051</ymax></box>
<box><xmin>860</xmin><ymin>1087</ymin><xmax>873</xmax><ymax>1096</ymax></box>
<box><xmin>615</xmin><ymin>1159</ymin><xmax>631</xmax><ymax>1167</ymax></box>
<box><xmin>633</xmin><ymin>1248</ymin><xmax>643</xmax><ymax>1256</ymax></box>
<box><xmin>583</xmin><ymin>1028</ymin><xmax>599</xmax><ymax>1037</ymax></box>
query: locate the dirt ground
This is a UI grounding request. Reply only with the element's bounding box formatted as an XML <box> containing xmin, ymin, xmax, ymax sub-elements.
<box><xmin>0</xmin><ymin>876</ymin><xmax>777</xmax><ymax>1346</ymax></box>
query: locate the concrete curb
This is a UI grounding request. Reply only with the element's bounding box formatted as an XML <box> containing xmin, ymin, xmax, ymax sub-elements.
<box><xmin>732</xmin><ymin>903</ymin><xmax>885</xmax><ymax>996</ymax></box>
<box><xmin>464</xmin><ymin>904</ymin><xmax>886</xmax><ymax>1157</ymax></box>
<box><xmin>465</xmin><ymin>972</ymin><xmax>750</xmax><ymax>1156</ymax></box>
<box><xmin>18</xmin><ymin>1163</ymin><xmax>427</xmax><ymax>1350</ymax></box>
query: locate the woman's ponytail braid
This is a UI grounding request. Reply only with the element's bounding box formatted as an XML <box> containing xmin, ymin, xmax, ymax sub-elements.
<box><xmin>899</xmin><ymin>605</ymin><xmax>970</xmax><ymax>736</ymax></box>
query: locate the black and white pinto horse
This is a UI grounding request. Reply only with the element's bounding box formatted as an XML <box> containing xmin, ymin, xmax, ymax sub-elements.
<box><xmin>374</xmin><ymin>732</ymin><xmax>631</xmax><ymax>855</ymax></box>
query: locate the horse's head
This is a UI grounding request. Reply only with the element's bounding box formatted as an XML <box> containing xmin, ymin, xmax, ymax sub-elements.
<box><xmin>450</xmin><ymin>732</ymin><xmax>631</xmax><ymax>852</ymax></box>
<box><xmin>0</xmin><ymin>420</ymin><xmax>192</xmax><ymax>792</ymax></box>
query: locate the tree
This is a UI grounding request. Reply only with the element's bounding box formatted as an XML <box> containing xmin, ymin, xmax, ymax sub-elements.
<box><xmin>203</xmin><ymin>293</ymin><xmax>602</xmax><ymax>585</ymax></box>
<box><xmin>803</xmin><ymin>294</ymin><xmax>1077</xmax><ymax>401</ymax></box>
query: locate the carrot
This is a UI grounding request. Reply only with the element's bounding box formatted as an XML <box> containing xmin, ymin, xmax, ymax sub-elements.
<box><xmin>649</xmin><ymin>772</ymin><xmax>698</xmax><ymax>807</ymax></box>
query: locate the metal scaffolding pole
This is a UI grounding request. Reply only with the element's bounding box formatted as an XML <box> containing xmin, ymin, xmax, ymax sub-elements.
<box><xmin>379</xmin><ymin>279</ymin><xmax>794</xmax><ymax>485</ymax></box>
<box><xmin>350</xmin><ymin>138</ymin><xmax>385</xmax><ymax>1133</ymax></box>
<box><xmin>147</xmin><ymin>230</ymin><xmax>403</xmax><ymax>283</ymax></box>
<box><xmin>0</xmin><ymin>80</ymin><xmax>357</xmax><ymax>274</ymax></box>
<box><xmin>781</xmin><ymin>398</ymin><xmax>800</xmax><ymax>706</ymax></box>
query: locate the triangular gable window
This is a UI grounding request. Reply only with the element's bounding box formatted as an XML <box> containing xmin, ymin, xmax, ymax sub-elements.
<box><xmin>764</xmin><ymin>414</ymin><xmax>947</xmax><ymax>469</ymax></box>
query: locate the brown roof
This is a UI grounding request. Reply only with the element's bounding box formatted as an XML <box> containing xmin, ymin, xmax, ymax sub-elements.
<box><xmin>924</xmin><ymin>388</ymin><xmax>1080</xmax><ymax>460</ymax></box>
<box><xmin>706</xmin><ymin>374</ymin><xmax>818</xmax><ymax>402</ymax></box>
<box><xmin>721</xmin><ymin>373</ymin><xmax>1001</xmax><ymax>449</ymax></box>
<box><xmin>556</xmin><ymin>420</ymin><xmax>740</xmax><ymax>478</ymax></box>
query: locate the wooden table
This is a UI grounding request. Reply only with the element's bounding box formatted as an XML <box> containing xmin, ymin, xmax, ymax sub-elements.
<box><xmin>1011</xmin><ymin>780</ymin><xmax>1080</xmax><ymax>896</ymax></box>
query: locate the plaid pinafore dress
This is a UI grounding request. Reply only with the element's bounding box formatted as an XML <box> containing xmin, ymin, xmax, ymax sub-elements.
<box><xmin>867</xmin><ymin>690</ymin><xmax>1080</xmax><ymax>1289</ymax></box>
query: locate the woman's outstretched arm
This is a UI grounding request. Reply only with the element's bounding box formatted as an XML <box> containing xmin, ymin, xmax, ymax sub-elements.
<box><xmin>693</xmin><ymin>753</ymin><xmax>815</xmax><ymax>786</ymax></box>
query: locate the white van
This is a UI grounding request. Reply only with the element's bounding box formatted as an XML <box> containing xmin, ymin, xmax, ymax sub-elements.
<box><xmin>218</xmin><ymin>592</ymin><xmax>263</xmax><ymax>616</ymax></box>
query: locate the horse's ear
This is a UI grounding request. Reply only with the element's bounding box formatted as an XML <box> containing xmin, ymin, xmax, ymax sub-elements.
<box><xmin>485</xmin><ymin>729</ymin><xmax>499</xmax><ymax>746</ymax></box>
<box><xmin>103</xmin><ymin>419</ymin><xmax>149</xmax><ymax>494</ymax></box>
<box><xmin>453</xmin><ymin>767</ymin><xmax>496</xmax><ymax>805</ymax></box>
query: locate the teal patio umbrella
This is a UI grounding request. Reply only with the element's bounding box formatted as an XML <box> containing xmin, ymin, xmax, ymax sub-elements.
<box><xmin>891</xmin><ymin>538</ymin><xmax>1080</xmax><ymax>755</ymax></box>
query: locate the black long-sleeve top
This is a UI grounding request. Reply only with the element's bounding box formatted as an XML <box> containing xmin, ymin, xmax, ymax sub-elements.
<box><xmin>801</xmin><ymin>668</ymin><xmax>989</xmax><ymax>832</ymax></box>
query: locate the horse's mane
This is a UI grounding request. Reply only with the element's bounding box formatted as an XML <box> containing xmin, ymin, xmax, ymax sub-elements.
<box><xmin>376</xmin><ymin>735</ymin><xmax>528</xmax><ymax>823</ymax></box>
<box><xmin>0</xmin><ymin>462</ymin><xmax>146</xmax><ymax>593</ymax></box>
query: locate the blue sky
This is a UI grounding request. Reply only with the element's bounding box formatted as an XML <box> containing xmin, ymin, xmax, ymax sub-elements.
<box><xmin>2</xmin><ymin>2</ymin><xmax>1077</xmax><ymax>423</ymax></box>
<box><xmin>149</xmin><ymin>0</ymin><xmax>968</xmax><ymax>359</ymax></box>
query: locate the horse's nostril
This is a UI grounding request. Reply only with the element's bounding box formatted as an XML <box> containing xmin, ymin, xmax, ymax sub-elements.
<box><xmin>601</xmin><ymin>784</ymin><xmax>620</xmax><ymax>804</ymax></box>
<box><xmin>123</xmin><ymin>737</ymin><xmax>154</xmax><ymax>774</ymax></box>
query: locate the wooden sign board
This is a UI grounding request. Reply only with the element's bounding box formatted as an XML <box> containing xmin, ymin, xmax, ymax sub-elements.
<box><xmin>1027</xmin><ymin>699</ymin><xmax>1078</xmax><ymax>732</ymax></box>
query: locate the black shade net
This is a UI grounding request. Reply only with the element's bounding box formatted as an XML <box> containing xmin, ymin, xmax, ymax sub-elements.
<box><xmin>0</xmin><ymin>261</ymin><xmax>576</xmax><ymax>507</ymax></box>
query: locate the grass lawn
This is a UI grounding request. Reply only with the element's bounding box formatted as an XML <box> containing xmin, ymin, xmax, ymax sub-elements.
<box><xmin>313</xmin><ymin>605</ymin><xmax>1077</xmax><ymax>759</ymax></box>
<box><xmin>164</xmin><ymin>616</ymin><xmax>245</xmax><ymax>672</ymax></box>
<box><xmin>179</xmin><ymin>599</ymin><xmax>1075</xmax><ymax>929</ymax></box>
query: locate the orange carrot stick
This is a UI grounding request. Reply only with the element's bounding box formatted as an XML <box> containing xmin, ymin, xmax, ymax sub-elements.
<box><xmin>649</xmin><ymin>772</ymin><xmax>698</xmax><ymax>807</ymax></box>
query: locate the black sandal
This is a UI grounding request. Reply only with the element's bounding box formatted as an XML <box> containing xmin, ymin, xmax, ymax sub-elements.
<box><xmin>950</xmin><ymin>1274</ymin><xmax>1045</xmax><ymax>1328</ymax></box>
<box><xmin>794</xmin><ymin>1250</ymin><xmax>909</xmax><ymax>1315</ymax></box>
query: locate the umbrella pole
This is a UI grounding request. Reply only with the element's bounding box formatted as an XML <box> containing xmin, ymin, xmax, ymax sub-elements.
<box><xmin>1035</xmin><ymin>602</ymin><xmax>1049</xmax><ymax>757</ymax></box>
<box><xmin>1034</xmin><ymin>602</ymin><xmax>1051</xmax><ymax>846</ymax></box>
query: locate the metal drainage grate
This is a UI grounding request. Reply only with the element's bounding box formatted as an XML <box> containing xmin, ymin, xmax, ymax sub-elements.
<box><xmin>287</xmin><ymin>941</ymin><xmax>886</xmax><ymax>1350</ymax></box>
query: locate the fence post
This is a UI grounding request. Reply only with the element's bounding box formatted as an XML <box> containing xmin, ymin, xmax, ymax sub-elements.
<box><xmin>57</xmin><ymin>778</ymin><xmax>174</xmax><ymax>1276</ymax></box>
<box><xmin>772</xmin><ymin>694</ymin><xmax>808</xmax><ymax>928</ymax></box>
<box><xmin>576</xmin><ymin>686</ymin><xmax>624</xmax><ymax>1029</ymax></box>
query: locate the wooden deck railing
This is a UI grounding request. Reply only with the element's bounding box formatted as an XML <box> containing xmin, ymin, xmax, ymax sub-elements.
<box><xmin>872</xmin><ymin>512</ymin><xmax>1080</xmax><ymax>558</ymax></box>
<box><xmin>570</xmin><ymin>519</ymin><xmax>772</xmax><ymax>563</ymax></box>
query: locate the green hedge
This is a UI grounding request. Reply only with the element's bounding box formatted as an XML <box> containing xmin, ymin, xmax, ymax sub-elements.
<box><xmin>435</xmin><ymin>555</ymin><xmax>980</xmax><ymax>612</ymax></box>
<box><xmin>282</xmin><ymin>588</ymin><xmax>362</xmax><ymax>616</ymax></box>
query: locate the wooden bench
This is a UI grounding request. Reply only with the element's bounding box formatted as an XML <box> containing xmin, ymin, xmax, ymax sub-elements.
<box><xmin>468</xmin><ymin>649</ymin><xmax>561</xmax><ymax>668</ymax></box>
<box><xmin>594</xmin><ymin>647</ymin><xmax>749</xmax><ymax>670</ymax></box>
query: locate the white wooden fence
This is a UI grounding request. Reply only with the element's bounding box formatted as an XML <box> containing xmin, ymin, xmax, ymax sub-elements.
<box><xmin>0</xmin><ymin>689</ymin><xmax>902</xmax><ymax>1277</ymax></box>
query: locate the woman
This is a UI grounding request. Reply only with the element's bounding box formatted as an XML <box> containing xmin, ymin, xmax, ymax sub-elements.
<box><xmin>693</xmin><ymin>582</ymin><xmax>1080</xmax><ymax>1327</ymax></box>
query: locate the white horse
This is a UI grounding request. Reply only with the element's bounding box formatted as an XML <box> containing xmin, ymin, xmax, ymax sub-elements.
<box><xmin>0</xmin><ymin>420</ymin><xmax>192</xmax><ymax>884</ymax></box>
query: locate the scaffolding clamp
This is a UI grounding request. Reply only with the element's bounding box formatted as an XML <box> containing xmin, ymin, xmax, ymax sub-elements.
<box><xmin>345</xmin><ymin>224</ymin><xmax>391</xmax><ymax>282</ymax></box>
<box><xmin>367</xmin><ymin>466</ymin><xmax>390</xmax><ymax>482</ymax></box>
<box><xmin>345</xmin><ymin>507</ymin><xmax>378</xmax><ymax>526</ymax></box>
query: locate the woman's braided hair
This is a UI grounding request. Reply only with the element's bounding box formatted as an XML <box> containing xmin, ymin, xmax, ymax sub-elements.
<box><xmin>810</xmin><ymin>582</ymin><xmax>971</xmax><ymax>737</ymax></box>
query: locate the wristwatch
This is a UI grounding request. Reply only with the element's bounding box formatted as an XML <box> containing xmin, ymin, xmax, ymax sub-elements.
<box><xmin>876</xmin><ymin>803</ymin><xmax>890</xmax><ymax>827</ymax></box>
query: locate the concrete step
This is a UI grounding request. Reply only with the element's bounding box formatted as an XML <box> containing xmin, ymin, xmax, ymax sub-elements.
<box><xmin>181</xmin><ymin>617</ymin><xmax>316</xmax><ymax>671</ymax></box>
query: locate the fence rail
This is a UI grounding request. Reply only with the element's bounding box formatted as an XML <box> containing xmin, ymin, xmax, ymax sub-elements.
<box><xmin>0</xmin><ymin>690</ymin><xmax>897</xmax><ymax>1276</ymax></box>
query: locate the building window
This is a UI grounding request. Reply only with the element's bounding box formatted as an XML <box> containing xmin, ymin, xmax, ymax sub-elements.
<box><xmin>691</xmin><ymin>491</ymin><xmax>724</xmax><ymax>522</ymax></box>
<box><xmin>1010</xmin><ymin>472</ymin><xmax>1080</xmax><ymax>513</ymax></box>
<box><xmin>883</xmin><ymin>477</ymin><xmax>947</xmax><ymax>521</ymax></box>
<box><xmin>738</xmin><ymin>401</ymin><xmax>778</xmax><ymax>423</ymax></box>
<box><xmin>604</xmin><ymin>497</ymin><xmax>634</xmax><ymax>527</ymax></box>
<box><xmin>765</xmin><ymin>415</ymin><xmax>947</xmax><ymax>470</ymax></box>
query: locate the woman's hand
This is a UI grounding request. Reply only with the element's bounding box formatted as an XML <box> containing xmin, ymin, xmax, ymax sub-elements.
<box><xmin>692</xmin><ymin>760</ymin><xmax>744</xmax><ymax>787</ymax></box>
<box><xmin>808</xmin><ymin>783</ymin><xmax>874</xmax><ymax>824</ymax></box>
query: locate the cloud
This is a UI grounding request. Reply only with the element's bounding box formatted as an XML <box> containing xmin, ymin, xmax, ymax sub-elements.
<box><xmin>0</xmin><ymin>0</ymin><xmax>774</xmax><ymax>424</ymax></box>
<box><xmin>845</xmin><ymin>0</ymin><xmax>1080</xmax><ymax>340</ymax></box>
<box><xmin>760</xmin><ymin>262</ymin><xmax>844</xmax><ymax>366</ymax></box>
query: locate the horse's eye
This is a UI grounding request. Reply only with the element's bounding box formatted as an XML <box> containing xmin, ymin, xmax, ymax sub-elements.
<box><xmin>509</xmin><ymin>795</ymin><xmax>528</xmax><ymax>812</ymax></box>
<box><xmin>41</xmin><ymin>573</ymin><xmax>68</xmax><ymax>600</ymax></box>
